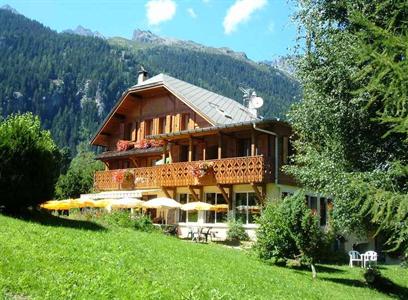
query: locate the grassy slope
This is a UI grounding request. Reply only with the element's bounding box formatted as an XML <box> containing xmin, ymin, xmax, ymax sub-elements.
<box><xmin>0</xmin><ymin>214</ymin><xmax>407</xmax><ymax>300</ymax></box>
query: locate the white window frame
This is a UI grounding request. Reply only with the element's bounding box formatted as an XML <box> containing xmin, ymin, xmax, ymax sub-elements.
<box><xmin>205</xmin><ymin>193</ymin><xmax>228</xmax><ymax>224</ymax></box>
<box><xmin>233</xmin><ymin>192</ymin><xmax>258</xmax><ymax>225</ymax></box>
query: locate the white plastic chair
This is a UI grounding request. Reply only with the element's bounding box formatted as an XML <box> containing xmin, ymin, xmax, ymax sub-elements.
<box><xmin>363</xmin><ymin>251</ymin><xmax>378</xmax><ymax>268</ymax></box>
<box><xmin>348</xmin><ymin>250</ymin><xmax>363</xmax><ymax>267</ymax></box>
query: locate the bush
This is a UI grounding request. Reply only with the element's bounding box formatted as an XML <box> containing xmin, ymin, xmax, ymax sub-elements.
<box><xmin>132</xmin><ymin>214</ymin><xmax>155</xmax><ymax>232</ymax></box>
<box><xmin>100</xmin><ymin>210</ymin><xmax>156</xmax><ymax>232</ymax></box>
<box><xmin>0</xmin><ymin>113</ymin><xmax>61</xmax><ymax>211</ymax></box>
<box><xmin>227</xmin><ymin>216</ymin><xmax>249</xmax><ymax>242</ymax></box>
<box><xmin>102</xmin><ymin>210</ymin><xmax>134</xmax><ymax>228</ymax></box>
<box><xmin>255</xmin><ymin>191</ymin><xmax>328</xmax><ymax>265</ymax></box>
<box><xmin>255</xmin><ymin>200</ymin><xmax>297</xmax><ymax>260</ymax></box>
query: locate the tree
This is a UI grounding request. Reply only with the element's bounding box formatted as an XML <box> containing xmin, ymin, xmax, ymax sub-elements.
<box><xmin>0</xmin><ymin>113</ymin><xmax>61</xmax><ymax>211</ymax></box>
<box><xmin>287</xmin><ymin>0</ymin><xmax>408</xmax><ymax>254</ymax></box>
<box><xmin>55</xmin><ymin>150</ymin><xmax>104</xmax><ymax>199</ymax></box>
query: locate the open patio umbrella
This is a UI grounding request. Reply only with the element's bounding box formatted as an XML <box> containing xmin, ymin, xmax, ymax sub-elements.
<box><xmin>143</xmin><ymin>197</ymin><xmax>181</xmax><ymax>225</ymax></box>
<box><xmin>69</xmin><ymin>198</ymin><xmax>95</xmax><ymax>208</ymax></box>
<box><xmin>92</xmin><ymin>199</ymin><xmax>110</xmax><ymax>208</ymax></box>
<box><xmin>109</xmin><ymin>197</ymin><xmax>144</xmax><ymax>209</ymax></box>
<box><xmin>41</xmin><ymin>200</ymin><xmax>71</xmax><ymax>210</ymax></box>
<box><xmin>181</xmin><ymin>201</ymin><xmax>213</xmax><ymax>211</ymax></box>
<box><xmin>143</xmin><ymin>197</ymin><xmax>181</xmax><ymax>209</ymax></box>
<box><xmin>210</xmin><ymin>204</ymin><xmax>229</xmax><ymax>212</ymax></box>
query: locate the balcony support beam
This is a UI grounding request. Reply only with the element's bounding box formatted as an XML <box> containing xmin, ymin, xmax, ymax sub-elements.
<box><xmin>217</xmin><ymin>184</ymin><xmax>232</xmax><ymax>208</ymax></box>
<box><xmin>251</xmin><ymin>183</ymin><xmax>266</xmax><ymax>205</ymax></box>
<box><xmin>161</xmin><ymin>187</ymin><xmax>175</xmax><ymax>199</ymax></box>
<box><xmin>188</xmin><ymin>186</ymin><xmax>202</xmax><ymax>201</ymax></box>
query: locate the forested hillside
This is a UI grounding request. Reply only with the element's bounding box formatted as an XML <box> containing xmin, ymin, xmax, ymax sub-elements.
<box><xmin>0</xmin><ymin>9</ymin><xmax>300</xmax><ymax>153</ymax></box>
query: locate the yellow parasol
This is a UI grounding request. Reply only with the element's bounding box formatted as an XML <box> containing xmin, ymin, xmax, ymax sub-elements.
<box><xmin>210</xmin><ymin>204</ymin><xmax>229</xmax><ymax>212</ymax></box>
<box><xmin>181</xmin><ymin>201</ymin><xmax>213</xmax><ymax>211</ymax></box>
<box><xmin>109</xmin><ymin>198</ymin><xmax>144</xmax><ymax>209</ymax></box>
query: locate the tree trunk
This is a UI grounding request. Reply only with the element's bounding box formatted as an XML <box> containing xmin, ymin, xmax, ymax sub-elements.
<box><xmin>311</xmin><ymin>264</ymin><xmax>317</xmax><ymax>279</ymax></box>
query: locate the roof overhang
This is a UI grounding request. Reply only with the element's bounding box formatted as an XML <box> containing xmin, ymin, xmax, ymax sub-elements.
<box><xmin>95</xmin><ymin>146</ymin><xmax>163</xmax><ymax>160</ymax></box>
<box><xmin>90</xmin><ymin>81</ymin><xmax>218</xmax><ymax>147</ymax></box>
<box><xmin>146</xmin><ymin>119</ymin><xmax>290</xmax><ymax>141</ymax></box>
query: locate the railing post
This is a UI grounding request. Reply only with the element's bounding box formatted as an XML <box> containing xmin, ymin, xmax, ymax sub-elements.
<box><xmin>218</xmin><ymin>133</ymin><xmax>222</xmax><ymax>159</ymax></box>
<box><xmin>188</xmin><ymin>137</ymin><xmax>193</xmax><ymax>162</ymax></box>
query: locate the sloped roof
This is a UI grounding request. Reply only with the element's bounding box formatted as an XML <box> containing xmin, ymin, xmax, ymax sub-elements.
<box><xmin>130</xmin><ymin>73</ymin><xmax>258</xmax><ymax>125</ymax></box>
<box><xmin>91</xmin><ymin>73</ymin><xmax>260</xmax><ymax>146</ymax></box>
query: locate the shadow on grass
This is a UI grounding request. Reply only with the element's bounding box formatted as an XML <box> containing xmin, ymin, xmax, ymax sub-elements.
<box><xmin>321</xmin><ymin>276</ymin><xmax>408</xmax><ymax>299</ymax></box>
<box><xmin>3</xmin><ymin>209</ymin><xmax>106</xmax><ymax>231</ymax></box>
<box><xmin>273</xmin><ymin>263</ymin><xmax>345</xmax><ymax>274</ymax></box>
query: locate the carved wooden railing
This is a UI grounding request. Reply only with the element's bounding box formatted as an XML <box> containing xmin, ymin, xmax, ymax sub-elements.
<box><xmin>94</xmin><ymin>155</ymin><xmax>274</xmax><ymax>191</ymax></box>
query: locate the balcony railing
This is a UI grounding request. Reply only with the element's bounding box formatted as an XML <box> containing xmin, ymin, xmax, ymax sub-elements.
<box><xmin>94</xmin><ymin>155</ymin><xmax>274</xmax><ymax>191</ymax></box>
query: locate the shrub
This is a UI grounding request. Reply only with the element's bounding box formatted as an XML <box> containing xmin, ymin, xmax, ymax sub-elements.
<box><xmin>256</xmin><ymin>191</ymin><xmax>329</xmax><ymax>269</ymax></box>
<box><xmin>227</xmin><ymin>216</ymin><xmax>249</xmax><ymax>242</ymax></box>
<box><xmin>0</xmin><ymin>113</ymin><xmax>61</xmax><ymax>211</ymax></box>
<box><xmin>132</xmin><ymin>214</ymin><xmax>155</xmax><ymax>232</ymax></box>
<box><xmin>100</xmin><ymin>210</ymin><xmax>156</xmax><ymax>232</ymax></box>
<box><xmin>255</xmin><ymin>200</ymin><xmax>298</xmax><ymax>260</ymax></box>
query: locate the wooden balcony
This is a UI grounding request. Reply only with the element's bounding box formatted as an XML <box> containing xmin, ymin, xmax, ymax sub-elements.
<box><xmin>94</xmin><ymin>155</ymin><xmax>274</xmax><ymax>191</ymax></box>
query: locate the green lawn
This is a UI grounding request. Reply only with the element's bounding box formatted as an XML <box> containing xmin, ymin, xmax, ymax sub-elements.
<box><xmin>1</xmin><ymin>213</ymin><xmax>407</xmax><ymax>300</ymax></box>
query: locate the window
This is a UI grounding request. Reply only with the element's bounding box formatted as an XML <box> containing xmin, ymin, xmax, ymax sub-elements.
<box><xmin>205</xmin><ymin>193</ymin><xmax>228</xmax><ymax>223</ymax></box>
<box><xmin>320</xmin><ymin>197</ymin><xmax>327</xmax><ymax>226</ymax></box>
<box><xmin>179</xmin><ymin>194</ymin><xmax>187</xmax><ymax>222</ymax></box>
<box><xmin>305</xmin><ymin>195</ymin><xmax>330</xmax><ymax>226</ymax></box>
<box><xmin>206</xmin><ymin>145</ymin><xmax>218</xmax><ymax>160</ymax></box>
<box><xmin>158</xmin><ymin>117</ymin><xmax>166</xmax><ymax>134</ymax></box>
<box><xmin>178</xmin><ymin>194</ymin><xmax>197</xmax><ymax>222</ymax></box>
<box><xmin>237</xmin><ymin>138</ymin><xmax>251</xmax><ymax>157</ymax></box>
<box><xmin>281</xmin><ymin>191</ymin><xmax>294</xmax><ymax>199</ymax></box>
<box><xmin>306</xmin><ymin>196</ymin><xmax>317</xmax><ymax>211</ymax></box>
<box><xmin>145</xmin><ymin>119</ymin><xmax>153</xmax><ymax>137</ymax></box>
<box><xmin>235</xmin><ymin>192</ymin><xmax>259</xmax><ymax>224</ymax></box>
<box><xmin>180</xmin><ymin>145</ymin><xmax>189</xmax><ymax>162</ymax></box>
<box><xmin>124</xmin><ymin>123</ymin><xmax>132</xmax><ymax>140</ymax></box>
<box><xmin>181</xmin><ymin>113</ymin><xmax>190</xmax><ymax>131</ymax></box>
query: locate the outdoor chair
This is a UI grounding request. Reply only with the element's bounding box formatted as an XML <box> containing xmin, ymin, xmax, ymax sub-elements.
<box><xmin>348</xmin><ymin>250</ymin><xmax>363</xmax><ymax>267</ymax></box>
<box><xmin>164</xmin><ymin>225</ymin><xmax>178</xmax><ymax>236</ymax></box>
<box><xmin>187</xmin><ymin>227</ymin><xmax>194</xmax><ymax>239</ymax></box>
<box><xmin>201</xmin><ymin>227</ymin><xmax>213</xmax><ymax>242</ymax></box>
<box><xmin>363</xmin><ymin>251</ymin><xmax>378</xmax><ymax>268</ymax></box>
<box><xmin>191</xmin><ymin>227</ymin><xmax>203</xmax><ymax>242</ymax></box>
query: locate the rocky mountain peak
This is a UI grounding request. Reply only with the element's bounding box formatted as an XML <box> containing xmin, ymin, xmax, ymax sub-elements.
<box><xmin>63</xmin><ymin>25</ymin><xmax>105</xmax><ymax>39</ymax></box>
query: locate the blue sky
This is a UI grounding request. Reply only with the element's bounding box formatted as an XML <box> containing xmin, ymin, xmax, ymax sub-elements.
<box><xmin>0</xmin><ymin>0</ymin><xmax>299</xmax><ymax>61</ymax></box>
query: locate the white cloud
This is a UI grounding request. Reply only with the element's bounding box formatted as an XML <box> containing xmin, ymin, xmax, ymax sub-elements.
<box><xmin>187</xmin><ymin>8</ymin><xmax>197</xmax><ymax>18</ymax></box>
<box><xmin>145</xmin><ymin>0</ymin><xmax>177</xmax><ymax>26</ymax></box>
<box><xmin>223</xmin><ymin>0</ymin><xmax>267</xmax><ymax>34</ymax></box>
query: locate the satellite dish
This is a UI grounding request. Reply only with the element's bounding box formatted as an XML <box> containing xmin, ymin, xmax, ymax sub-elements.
<box><xmin>250</xmin><ymin>96</ymin><xmax>264</xmax><ymax>109</ymax></box>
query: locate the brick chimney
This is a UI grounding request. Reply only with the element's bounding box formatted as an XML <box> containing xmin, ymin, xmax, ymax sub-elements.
<box><xmin>137</xmin><ymin>66</ymin><xmax>148</xmax><ymax>84</ymax></box>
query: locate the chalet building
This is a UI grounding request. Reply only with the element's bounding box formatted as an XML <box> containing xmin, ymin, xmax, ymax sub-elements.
<box><xmin>89</xmin><ymin>70</ymin><xmax>333</xmax><ymax>240</ymax></box>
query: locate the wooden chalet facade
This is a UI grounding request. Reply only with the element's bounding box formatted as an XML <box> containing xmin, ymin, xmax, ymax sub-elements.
<box><xmin>90</xmin><ymin>70</ymin><xmax>298</xmax><ymax>238</ymax></box>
